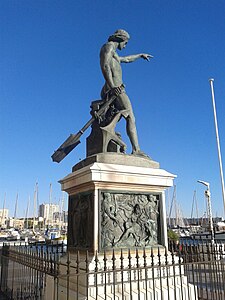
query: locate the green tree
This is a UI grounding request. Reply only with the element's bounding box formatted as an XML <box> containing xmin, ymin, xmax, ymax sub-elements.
<box><xmin>167</xmin><ymin>229</ymin><xmax>179</xmax><ymax>242</ymax></box>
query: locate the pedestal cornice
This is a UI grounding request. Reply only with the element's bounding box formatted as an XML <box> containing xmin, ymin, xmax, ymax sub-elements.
<box><xmin>59</xmin><ymin>162</ymin><xmax>176</xmax><ymax>195</ymax></box>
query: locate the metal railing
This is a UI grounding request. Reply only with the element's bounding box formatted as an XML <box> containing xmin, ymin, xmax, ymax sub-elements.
<box><xmin>169</xmin><ymin>241</ymin><xmax>225</xmax><ymax>300</ymax></box>
<box><xmin>0</xmin><ymin>242</ymin><xmax>66</xmax><ymax>299</ymax></box>
<box><xmin>0</xmin><ymin>241</ymin><xmax>225</xmax><ymax>299</ymax></box>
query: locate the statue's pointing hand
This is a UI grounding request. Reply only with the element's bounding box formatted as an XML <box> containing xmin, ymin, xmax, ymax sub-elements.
<box><xmin>141</xmin><ymin>54</ymin><xmax>153</xmax><ymax>61</ymax></box>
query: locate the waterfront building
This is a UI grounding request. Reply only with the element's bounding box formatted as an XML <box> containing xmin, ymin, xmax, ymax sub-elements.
<box><xmin>6</xmin><ymin>217</ymin><xmax>24</xmax><ymax>229</ymax></box>
<box><xmin>0</xmin><ymin>209</ymin><xmax>9</xmax><ymax>228</ymax></box>
<box><xmin>39</xmin><ymin>203</ymin><xmax>60</xmax><ymax>226</ymax></box>
<box><xmin>53</xmin><ymin>211</ymin><xmax>68</xmax><ymax>223</ymax></box>
<box><xmin>53</xmin><ymin>211</ymin><xmax>68</xmax><ymax>231</ymax></box>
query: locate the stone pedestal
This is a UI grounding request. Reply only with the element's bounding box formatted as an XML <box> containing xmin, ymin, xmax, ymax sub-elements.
<box><xmin>57</xmin><ymin>154</ymin><xmax>197</xmax><ymax>299</ymax></box>
<box><xmin>59</xmin><ymin>153</ymin><xmax>176</xmax><ymax>252</ymax></box>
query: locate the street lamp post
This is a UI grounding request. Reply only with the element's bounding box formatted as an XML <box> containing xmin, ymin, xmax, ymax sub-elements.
<box><xmin>197</xmin><ymin>180</ymin><xmax>214</xmax><ymax>243</ymax></box>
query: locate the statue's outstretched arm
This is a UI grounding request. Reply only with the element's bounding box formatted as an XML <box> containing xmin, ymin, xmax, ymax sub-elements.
<box><xmin>120</xmin><ymin>53</ymin><xmax>153</xmax><ymax>63</ymax></box>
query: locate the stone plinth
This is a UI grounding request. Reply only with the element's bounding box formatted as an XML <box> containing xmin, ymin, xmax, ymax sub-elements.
<box><xmin>56</xmin><ymin>249</ymin><xmax>197</xmax><ymax>300</ymax></box>
<box><xmin>57</xmin><ymin>155</ymin><xmax>197</xmax><ymax>300</ymax></box>
<box><xmin>59</xmin><ymin>154</ymin><xmax>176</xmax><ymax>252</ymax></box>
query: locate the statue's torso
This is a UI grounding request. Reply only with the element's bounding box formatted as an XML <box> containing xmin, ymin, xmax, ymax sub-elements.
<box><xmin>100</xmin><ymin>43</ymin><xmax>123</xmax><ymax>87</ymax></box>
<box><xmin>111</xmin><ymin>52</ymin><xmax>122</xmax><ymax>86</ymax></box>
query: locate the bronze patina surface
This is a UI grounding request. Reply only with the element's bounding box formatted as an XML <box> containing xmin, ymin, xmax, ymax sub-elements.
<box><xmin>52</xmin><ymin>29</ymin><xmax>154</xmax><ymax>163</ymax></box>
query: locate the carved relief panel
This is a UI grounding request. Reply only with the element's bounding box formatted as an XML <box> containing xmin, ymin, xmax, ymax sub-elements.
<box><xmin>100</xmin><ymin>191</ymin><xmax>161</xmax><ymax>250</ymax></box>
<box><xmin>68</xmin><ymin>191</ymin><xmax>94</xmax><ymax>250</ymax></box>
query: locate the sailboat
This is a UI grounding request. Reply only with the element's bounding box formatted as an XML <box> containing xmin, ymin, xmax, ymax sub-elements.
<box><xmin>20</xmin><ymin>196</ymin><xmax>34</xmax><ymax>242</ymax></box>
<box><xmin>28</xmin><ymin>183</ymin><xmax>45</xmax><ymax>244</ymax></box>
<box><xmin>168</xmin><ymin>186</ymin><xmax>190</xmax><ymax>238</ymax></box>
<box><xmin>6</xmin><ymin>193</ymin><xmax>20</xmax><ymax>241</ymax></box>
<box><xmin>45</xmin><ymin>190</ymin><xmax>67</xmax><ymax>245</ymax></box>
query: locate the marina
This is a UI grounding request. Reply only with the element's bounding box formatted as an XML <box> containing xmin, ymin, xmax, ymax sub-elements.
<box><xmin>1</xmin><ymin>2</ymin><xmax>225</xmax><ymax>299</ymax></box>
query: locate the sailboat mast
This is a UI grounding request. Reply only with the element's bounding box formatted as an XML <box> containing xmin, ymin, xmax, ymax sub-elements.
<box><xmin>59</xmin><ymin>192</ymin><xmax>64</xmax><ymax>231</ymax></box>
<box><xmin>166</xmin><ymin>189</ymin><xmax>171</xmax><ymax>227</ymax></box>
<box><xmin>1</xmin><ymin>193</ymin><xmax>6</xmax><ymax>227</ymax></box>
<box><xmin>209</xmin><ymin>79</ymin><xmax>225</xmax><ymax>214</ymax></box>
<box><xmin>195</xmin><ymin>192</ymin><xmax>199</xmax><ymax>225</ymax></box>
<box><xmin>25</xmin><ymin>196</ymin><xmax>30</xmax><ymax>229</ymax></box>
<box><xmin>14</xmin><ymin>193</ymin><xmax>18</xmax><ymax>228</ymax></box>
<box><xmin>169</xmin><ymin>185</ymin><xmax>176</xmax><ymax>227</ymax></box>
<box><xmin>33</xmin><ymin>183</ymin><xmax>38</xmax><ymax>233</ymax></box>
<box><xmin>191</xmin><ymin>191</ymin><xmax>196</xmax><ymax>221</ymax></box>
<box><xmin>191</xmin><ymin>190</ymin><xmax>199</xmax><ymax>225</ymax></box>
<box><xmin>48</xmin><ymin>183</ymin><xmax>52</xmax><ymax>227</ymax></box>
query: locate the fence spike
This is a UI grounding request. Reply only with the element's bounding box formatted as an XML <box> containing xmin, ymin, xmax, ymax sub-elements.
<box><xmin>143</xmin><ymin>248</ymin><xmax>147</xmax><ymax>267</ymax></box>
<box><xmin>103</xmin><ymin>249</ymin><xmax>107</xmax><ymax>271</ymax></box>
<box><xmin>85</xmin><ymin>250</ymin><xmax>89</xmax><ymax>273</ymax></box>
<box><xmin>128</xmin><ymin>248</ymin><xmax>132</xmax><ymax>269</ymax></box>
<box><xmin>76</xmin><ymin>250</ymin><xmax>80</xmax><ymax>274</ymax></box>
<box><xmin>94</xmin><ymin>250</ymin><xmax>99</xmax><ymax>272</ymax></box>
<box><xmin>120</xmin><ymin>248</ymin><xmax>124</xmax><ymax>269</ymax></box>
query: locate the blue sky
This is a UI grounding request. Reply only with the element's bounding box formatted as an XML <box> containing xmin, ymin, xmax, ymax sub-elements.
<box><xmin>1</xmin><ymin>0</ymin><xmax>225</xmax><ymax>219</ymax></box>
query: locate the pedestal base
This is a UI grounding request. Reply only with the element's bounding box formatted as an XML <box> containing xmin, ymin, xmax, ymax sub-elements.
<box><xmin>60</xmin><ymin>155</ymin><xmax>176</xmax><ymax>252</ymax></box>
<box><xmin>57</xmin><ymin>154</ymin><xmax>197</xmax><ymax>299</ymax></box>
<box><xmin>56</xmin><ymin>249</ymin><xmax>196</xmax><ymax>300</ymax></box>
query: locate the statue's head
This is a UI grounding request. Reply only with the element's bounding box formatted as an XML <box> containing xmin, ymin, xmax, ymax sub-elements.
<box><xmin>108</xmin><ymin>29</ymin><xmax>130</xmax><ymax>47</ymax></box>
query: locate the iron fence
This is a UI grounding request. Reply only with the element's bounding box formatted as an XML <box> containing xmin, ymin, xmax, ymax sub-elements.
<box><xmin>0</xmin><ymin>242</ymin><xmax>66</xmax><ymax>299</ymax></box>
<box><xmin>0</xmin><ymin>241</ymin><xmax>225</xmax><ymax>299</ymax></box>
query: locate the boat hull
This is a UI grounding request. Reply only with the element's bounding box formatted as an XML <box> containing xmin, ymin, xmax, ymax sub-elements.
<box><xmin>191</xmin><ymin>231</ymin><xmax>225</xmax><ymax>241</ymax></box>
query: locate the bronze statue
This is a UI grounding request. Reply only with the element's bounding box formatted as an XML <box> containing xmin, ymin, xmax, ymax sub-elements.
<box><xmin>100</xmin><ymin>29</ymin><xmax>153</xmax><ymax>156</ymax></box>
<box><xmin>51</xmin><ymin>29</ymin><xmax>153</xmax><ymax>163</ymax></box>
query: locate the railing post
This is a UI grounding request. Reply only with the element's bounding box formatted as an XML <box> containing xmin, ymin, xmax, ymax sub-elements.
<box><xmin>85</xmin><ymin>250</ymin><xmax>89</xmax><ymax>300</ymax></box>
<box><xmin>66</xmin><ymin>251</ymin><xmax>70</xmax><ymax>300</ymax></box>
<box><xmin>94</xmin><ymin>250</ymin><xmax>99</xmax><ymax>299</ymax></box>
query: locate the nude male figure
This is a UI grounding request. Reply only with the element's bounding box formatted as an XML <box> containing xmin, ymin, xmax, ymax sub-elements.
<box><xmin>100</xmin><ymin>29</ymin><xmax>153</xmax><ymax>156</ymax></box>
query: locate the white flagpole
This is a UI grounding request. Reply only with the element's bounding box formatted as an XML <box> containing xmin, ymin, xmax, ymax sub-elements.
<box><xmin>209</xmin><ymin>78</ymin><xmax>225</xmax><ymax>215</ymax></box>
